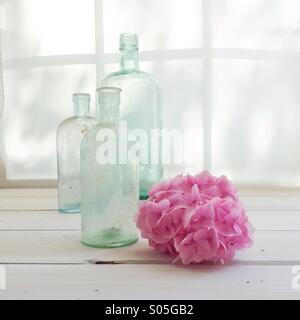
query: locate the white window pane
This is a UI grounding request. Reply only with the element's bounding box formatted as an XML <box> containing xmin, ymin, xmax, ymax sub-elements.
<box><xmin>105</xmin><ymin>59</ymin><xmax>204</xmax><ymax>178</ymax></box>
<box><xmin>3</xmin><ymin>0</ymin><xmax>95</xmax><ymax>59</ymax></box>
<box><xmin>213</xmin><ymin>0</ymin><xmax>300</xmax><ymax>50</ymax></box>
<box><xmin>212</xmin><ymin>59</ymin><xmax>300</xmax><ymax>186</ymax></box>
<box><xmin>103</xmin><ymin>0</ymin><xmax>202</xmax><ymax>53</ymax></box>
<box><xmin>4</xmin><ymin>65</ymin><xmax>96</xmax><ymax>180</ymax></box>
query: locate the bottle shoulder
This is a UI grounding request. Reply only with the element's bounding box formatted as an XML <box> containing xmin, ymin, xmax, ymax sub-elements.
<box><xmin>83</xmin><ymin>122</ymin><xmax>115</xmax><ymax>137</ymax></box>
<box><xmin>57</xmin><ymin>116</ymin><xmax>97</xmax><ymax>133</ymax></box>
<box><xmin>58</xmin><ymin>116</ymin><xmax>95</xmax><ymax>126</ymax></box>
<box><xmin>100</xmin><ymin>70</ymin><xmax>159</xmax><ymax>88</ymax></box>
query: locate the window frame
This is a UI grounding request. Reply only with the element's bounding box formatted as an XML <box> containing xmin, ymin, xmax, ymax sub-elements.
<box><xmin>1</xmin><ymin>0</ymin><xmax>300</xmax><ymax>189</ymax></box>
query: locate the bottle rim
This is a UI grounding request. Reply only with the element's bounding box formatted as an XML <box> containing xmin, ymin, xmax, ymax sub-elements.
<box><xmin>72</xmin><ymin>93</ymin><xmax>90</xmax><ymax>97</ymax></box>
<box><xmin>119</xmin><ymin>33</ymin><xmax>138</xmax><ymax>51</ymax></box>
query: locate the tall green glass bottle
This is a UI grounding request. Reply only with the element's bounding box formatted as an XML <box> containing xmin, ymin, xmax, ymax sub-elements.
<box><xmin>100</xmin><ymin>33</ymin><xmax>163</xmax><ymax>199</ymax></box>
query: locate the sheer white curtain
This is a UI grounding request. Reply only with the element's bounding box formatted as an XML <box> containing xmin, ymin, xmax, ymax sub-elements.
<box><xmin>1</xmin><ymin>0</ymin><xmax>300</xmax><ymax>188</ymax></box>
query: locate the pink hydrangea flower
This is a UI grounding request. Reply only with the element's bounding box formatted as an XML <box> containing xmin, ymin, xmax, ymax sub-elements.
<box><xmin>135</xmin><ymin>171</ymin><xmax>254</xmax><ymax>264</ymax></box>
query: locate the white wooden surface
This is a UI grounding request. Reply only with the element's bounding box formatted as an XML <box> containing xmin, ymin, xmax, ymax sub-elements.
<box><xmin>0</xmin><ymin>189</ymin><xmax>299</xmax><ymax>300</ymax></box>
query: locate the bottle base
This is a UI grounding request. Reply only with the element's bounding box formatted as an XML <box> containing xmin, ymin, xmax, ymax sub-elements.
<box><xmin>59</xmin><ymin>204</ymin><xmax>81</xmax><ymax>213</ymax></box>
<box><xmin>139</xmin><ymin>190</ymin><xmax>149</xmax><ymax>200</ymax></box>
<box><xmin>139</xmin><ymin>195</ymin><xmax>149</xmax><ymax>200</ymax></box>
<box><xmin>82</xmin><ymin>227</ymin><xmax>138</xmax><ymax>248</ymax></box>
<box><xmin>82</xmin><ymin>237</ymin><xmax>138</xmax><ymax>248</ymax></box>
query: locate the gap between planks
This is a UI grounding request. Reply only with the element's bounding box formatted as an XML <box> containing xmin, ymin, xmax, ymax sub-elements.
<box><xmin>1</xmin><ymin>260</ymin><xmax>300</xmax><ymax>266</ymax></box>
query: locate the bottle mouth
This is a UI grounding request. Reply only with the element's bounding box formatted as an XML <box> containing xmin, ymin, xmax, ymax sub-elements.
<box><xmin>119</xmin><ymin>33</ymin><xmax>138</xmax><ymax>51</ymax></box>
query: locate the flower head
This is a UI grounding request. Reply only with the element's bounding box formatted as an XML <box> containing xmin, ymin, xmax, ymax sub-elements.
<box><xmin>136</xmin><ymin>171</ymin><xmax>254</xmax><ymax>264</ymax></box>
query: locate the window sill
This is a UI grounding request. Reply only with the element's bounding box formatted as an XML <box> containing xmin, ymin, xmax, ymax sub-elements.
<box><xmin>0</xmin><ymin>188</ymin><xmax>299</xmax><ymax>299</ymax></box>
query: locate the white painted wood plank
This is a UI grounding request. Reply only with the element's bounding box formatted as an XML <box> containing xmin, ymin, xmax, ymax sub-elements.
<box><xmin>0</xmin><ymin>188</ymin><xmax>57</xmax><ymax>198</ymax></box>
<box><xmin>1</xmin><ymin>211</ymin><xmax>300</xmax><ymax>231</ymax></box>
<box><xmin>0</xmin><ymin>211</ymin><xmax>80</xmax><ymax>230</ymax></box>
<box><xmin>0</xmin><ymin>230</ymin><xmax>299</xmax><ymax>264</ymax></box>
<box><xmin>0</xmin><ymin>197</ymin><xmax>58</xmax><ymax>211</ymax></box>
<box><xmin>249</xmin><ymin>211</ymin><xmax>300</xmax><ymax>230</ymax></box>
<box><xmin>241</xmin><ymin>196</ymin><xmax>300</xmax><ymax>211</ymax></box>
<box><xmin>0</xmin><ymin>264</ymin><xmax>298</xmax><ymax>300</ymax></box>
<box><xmin>0</xmin><ymin>189</ymin><xmax>57</xmax><ymax>210</ymax></box>
<box><xmin>0</xmin><ymin>231</ymin><xmax>162</xmax><ymax>264</ymax></box>
<box><xmin>1</xmin><ymin>189</ymin><xmax>300</xmax><ymax>211</ymax></box>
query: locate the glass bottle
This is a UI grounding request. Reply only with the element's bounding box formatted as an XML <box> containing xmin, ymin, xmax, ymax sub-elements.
<box><xmin>100</xmin><ymin>33</ymin><xmax>163</xmax><ymax>199</ymax></box>
<box><xmin>57</xmin><ymin>93</ymin><xmax>96</xmax><ymax>213</ymax></box>
<box><xmin>81</xmin><ymin>87</ymin><xmax>139</xmax><ymax>248</ymax></box>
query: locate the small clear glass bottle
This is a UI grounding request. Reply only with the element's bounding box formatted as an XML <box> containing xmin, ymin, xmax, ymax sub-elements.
<box><xmin>57</xmin><ymin>93</ymin><xmax>96</xmax><ymax>213</ymax></box>
<box><xmin>100</xmin><ymin>33</ymin><xmax>163</xmax><ymax>199</ymax></box>
<box><xmin>81</xmin><ymin>87</ymin><xmax>139</xmax><ymax>248</ymax></box>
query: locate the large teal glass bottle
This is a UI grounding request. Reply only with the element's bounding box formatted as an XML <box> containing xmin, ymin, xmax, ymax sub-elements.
<box><xmin>100</xmin><ymin>33</ymin><xmax>163</xmax><ymax>199</ymax></box>
<box><xmin>81</xmin><ymin>87</ymin><xmax>139</xmax><ymax>248</ymax></box>
<box><xmin>57</xmin><ymin>94</ymin><xmax>96</xmax><ymax>213</ymax></box>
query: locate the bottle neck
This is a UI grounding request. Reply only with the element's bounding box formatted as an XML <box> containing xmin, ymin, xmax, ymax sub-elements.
<box><xmin>120</xmin><ymin>49</ymin><xmax>139</xmax><ymax>72</ymax></box>
<box><xmin>96</xmin><ymin>90</ymin><xmax>120</xmax><ymax>125</ymax></box>
<box><xmin>73</xmin><ymin>97</ymin><xmax>90</xmax><ymax>117</ymax></box>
